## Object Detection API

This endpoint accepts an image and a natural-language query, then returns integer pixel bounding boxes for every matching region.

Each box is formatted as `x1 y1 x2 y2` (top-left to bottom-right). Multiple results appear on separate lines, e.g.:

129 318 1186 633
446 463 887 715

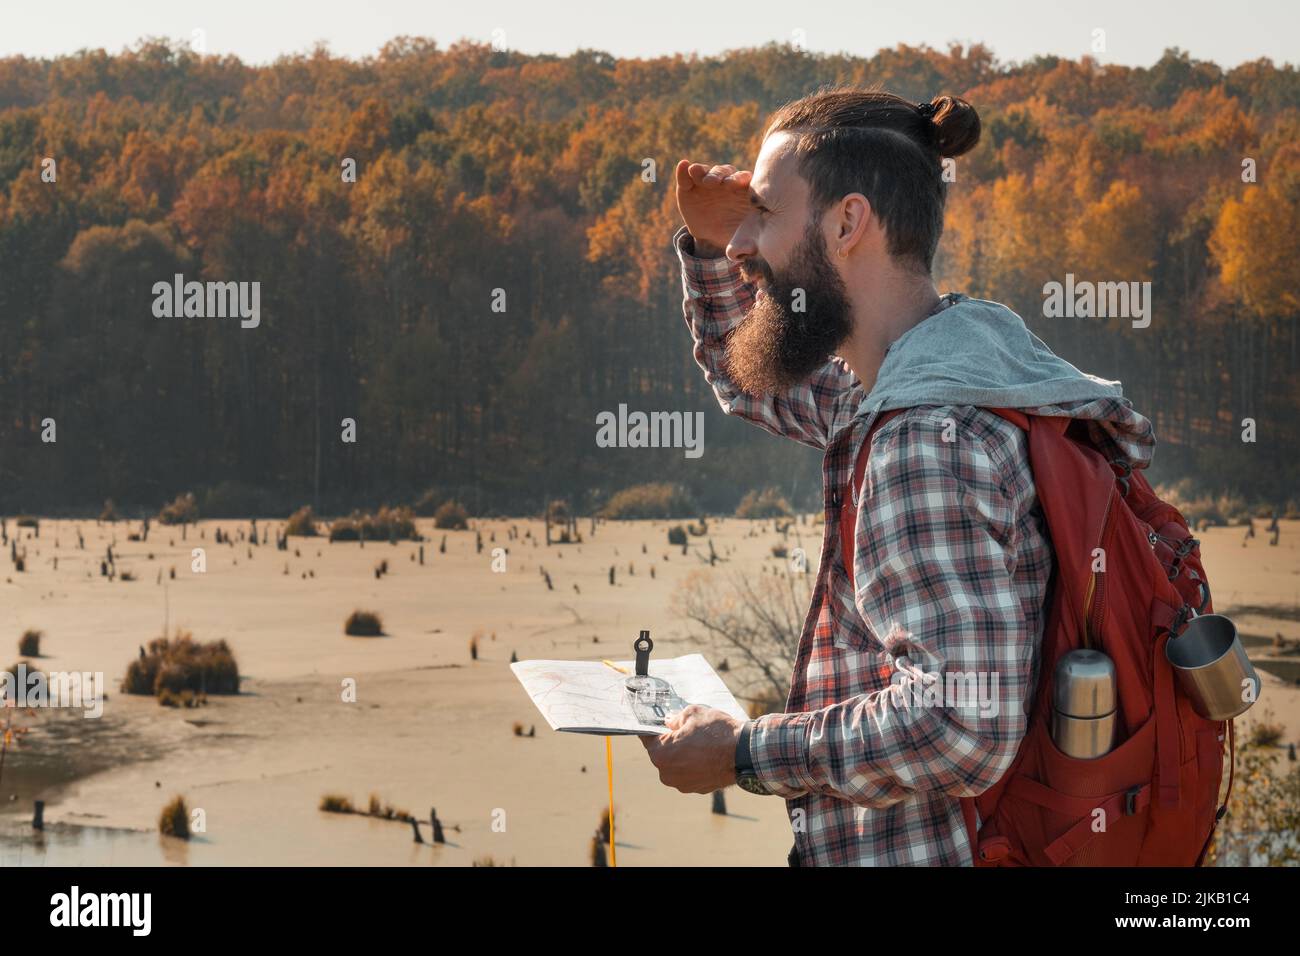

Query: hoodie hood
861 294 1155 468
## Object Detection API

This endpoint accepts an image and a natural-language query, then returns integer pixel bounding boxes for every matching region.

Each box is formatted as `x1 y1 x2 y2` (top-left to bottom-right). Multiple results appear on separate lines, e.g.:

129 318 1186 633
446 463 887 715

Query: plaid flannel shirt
674 224 1059 866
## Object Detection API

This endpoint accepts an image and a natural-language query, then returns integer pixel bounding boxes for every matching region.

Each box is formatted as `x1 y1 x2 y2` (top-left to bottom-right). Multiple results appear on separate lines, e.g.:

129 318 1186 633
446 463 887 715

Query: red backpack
841 408 1233 866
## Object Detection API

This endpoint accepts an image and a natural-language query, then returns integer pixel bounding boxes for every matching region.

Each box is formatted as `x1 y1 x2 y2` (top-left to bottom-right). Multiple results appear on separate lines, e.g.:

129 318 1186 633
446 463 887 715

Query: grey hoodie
860 293 1155 469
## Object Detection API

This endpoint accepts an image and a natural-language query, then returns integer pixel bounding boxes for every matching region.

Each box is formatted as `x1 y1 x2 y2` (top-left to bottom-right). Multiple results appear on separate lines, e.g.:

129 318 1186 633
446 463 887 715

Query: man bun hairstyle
925 94 982 159
765 87 981 274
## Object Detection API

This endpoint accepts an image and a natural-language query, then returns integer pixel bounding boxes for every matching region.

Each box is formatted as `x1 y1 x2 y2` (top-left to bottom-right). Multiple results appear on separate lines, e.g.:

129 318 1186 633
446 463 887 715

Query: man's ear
835 192 873 256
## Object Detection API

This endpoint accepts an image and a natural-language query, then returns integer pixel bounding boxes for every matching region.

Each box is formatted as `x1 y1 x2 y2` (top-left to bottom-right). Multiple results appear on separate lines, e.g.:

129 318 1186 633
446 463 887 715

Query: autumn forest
0 39 1296 517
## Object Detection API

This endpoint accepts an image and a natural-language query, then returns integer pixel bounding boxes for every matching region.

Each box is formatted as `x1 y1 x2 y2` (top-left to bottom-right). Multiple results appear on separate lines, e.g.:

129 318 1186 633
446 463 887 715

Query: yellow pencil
601 659 629 675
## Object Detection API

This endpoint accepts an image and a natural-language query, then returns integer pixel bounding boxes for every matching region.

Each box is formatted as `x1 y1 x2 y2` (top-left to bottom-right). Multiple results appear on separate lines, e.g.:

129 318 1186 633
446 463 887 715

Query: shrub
433 501 469 530
159 796 190 839
673 569 804 718
1248 709 1286 748
1157 480 1263 529
599 483 698 519
413 489 437 516
329 506 419 541
15 516 38 529
373 506 418 539
319 794 354 814
157 492 199 525
285 506 319 537
1215 492 1251 526
319 792 410 819
1206 740 1300 865
736 488 793 519
17 629 40 657
122 632 240 698
327 521 360 541
667 525 688 546
158 688 203 708
545 499 571 524
344 610 384 636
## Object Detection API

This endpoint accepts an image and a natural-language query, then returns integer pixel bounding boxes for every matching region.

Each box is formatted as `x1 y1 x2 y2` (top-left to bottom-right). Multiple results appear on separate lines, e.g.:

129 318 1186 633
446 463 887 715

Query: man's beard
724 221 853 395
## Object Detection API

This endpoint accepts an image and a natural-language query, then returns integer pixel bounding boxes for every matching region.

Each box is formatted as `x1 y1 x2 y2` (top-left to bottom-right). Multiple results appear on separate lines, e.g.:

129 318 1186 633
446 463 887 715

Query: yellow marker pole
605 735 617 867
599 659 626 867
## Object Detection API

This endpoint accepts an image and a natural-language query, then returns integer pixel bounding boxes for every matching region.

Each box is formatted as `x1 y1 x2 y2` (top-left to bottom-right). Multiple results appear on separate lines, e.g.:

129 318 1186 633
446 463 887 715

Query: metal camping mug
1165 613 1260 721
1051 649 1117 759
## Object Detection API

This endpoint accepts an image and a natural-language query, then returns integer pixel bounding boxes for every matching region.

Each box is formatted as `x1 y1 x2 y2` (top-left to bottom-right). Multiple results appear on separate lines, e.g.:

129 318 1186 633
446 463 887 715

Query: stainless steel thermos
1051 649 1117 759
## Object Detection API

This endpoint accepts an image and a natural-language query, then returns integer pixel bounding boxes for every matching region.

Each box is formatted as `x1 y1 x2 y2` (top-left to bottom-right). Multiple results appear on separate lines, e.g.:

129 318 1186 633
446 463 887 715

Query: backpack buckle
1124 786 1147 816
977 836 1011 862
1110 459 1132 497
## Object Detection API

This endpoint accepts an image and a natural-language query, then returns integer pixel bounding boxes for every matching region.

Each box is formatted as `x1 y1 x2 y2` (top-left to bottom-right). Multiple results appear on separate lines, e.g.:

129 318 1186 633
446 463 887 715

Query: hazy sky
1 0 1294 68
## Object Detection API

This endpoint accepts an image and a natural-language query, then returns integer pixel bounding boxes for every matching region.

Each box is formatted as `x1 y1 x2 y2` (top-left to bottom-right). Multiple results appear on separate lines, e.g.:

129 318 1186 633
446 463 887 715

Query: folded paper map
511 653 748 735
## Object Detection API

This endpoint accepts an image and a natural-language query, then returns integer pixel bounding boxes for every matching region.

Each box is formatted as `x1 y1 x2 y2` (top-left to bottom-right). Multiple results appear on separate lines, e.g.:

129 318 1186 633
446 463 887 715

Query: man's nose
726 213 760 264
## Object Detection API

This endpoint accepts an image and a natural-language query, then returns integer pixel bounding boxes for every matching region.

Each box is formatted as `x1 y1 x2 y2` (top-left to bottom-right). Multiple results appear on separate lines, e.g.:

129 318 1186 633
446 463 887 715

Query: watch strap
735 720 755 774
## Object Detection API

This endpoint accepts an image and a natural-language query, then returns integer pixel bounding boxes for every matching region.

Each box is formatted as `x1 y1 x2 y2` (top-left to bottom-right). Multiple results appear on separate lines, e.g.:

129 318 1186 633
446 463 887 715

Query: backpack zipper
1084 491 1116 649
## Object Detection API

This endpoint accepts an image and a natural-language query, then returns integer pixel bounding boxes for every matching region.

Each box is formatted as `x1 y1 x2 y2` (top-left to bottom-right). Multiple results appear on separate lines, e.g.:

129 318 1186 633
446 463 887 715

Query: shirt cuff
748 711 818 797
673 225 743 297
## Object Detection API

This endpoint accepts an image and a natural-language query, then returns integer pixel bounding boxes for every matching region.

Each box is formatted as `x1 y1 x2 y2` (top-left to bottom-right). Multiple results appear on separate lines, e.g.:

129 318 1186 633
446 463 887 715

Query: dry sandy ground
0 515 806 866
1 516 1297 866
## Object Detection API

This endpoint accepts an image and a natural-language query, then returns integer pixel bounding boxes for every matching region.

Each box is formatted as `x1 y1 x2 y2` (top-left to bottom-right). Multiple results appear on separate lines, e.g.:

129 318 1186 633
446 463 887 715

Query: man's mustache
740 261 774 287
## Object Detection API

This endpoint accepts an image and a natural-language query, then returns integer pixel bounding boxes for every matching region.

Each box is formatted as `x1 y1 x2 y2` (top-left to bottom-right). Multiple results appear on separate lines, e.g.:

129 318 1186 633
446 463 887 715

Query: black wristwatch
734 721 773 795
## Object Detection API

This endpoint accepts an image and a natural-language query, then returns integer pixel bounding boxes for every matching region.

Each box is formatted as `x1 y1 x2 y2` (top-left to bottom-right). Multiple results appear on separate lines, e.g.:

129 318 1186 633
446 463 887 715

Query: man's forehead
752 131 798 194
